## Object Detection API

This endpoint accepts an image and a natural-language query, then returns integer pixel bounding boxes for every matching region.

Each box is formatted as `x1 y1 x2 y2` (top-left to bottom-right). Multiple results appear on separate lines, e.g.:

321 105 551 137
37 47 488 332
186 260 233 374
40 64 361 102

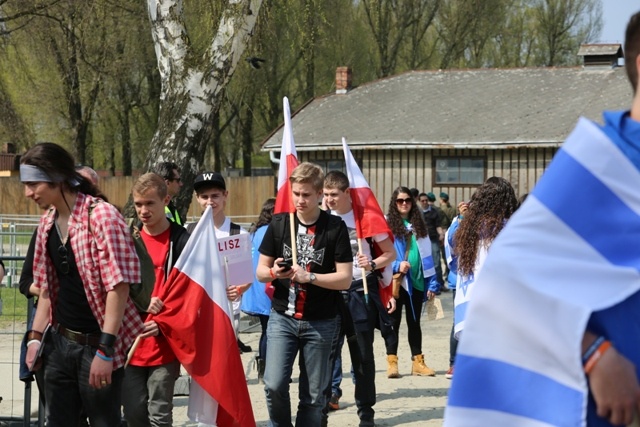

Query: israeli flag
417 235 436 279
453 244 488 339
444 216 459 269
397 234 436 296
445 117 640 427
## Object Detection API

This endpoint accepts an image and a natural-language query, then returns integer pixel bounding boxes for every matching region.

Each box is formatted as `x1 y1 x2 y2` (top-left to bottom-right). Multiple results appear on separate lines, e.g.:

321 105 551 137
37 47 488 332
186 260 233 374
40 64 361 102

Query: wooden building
260 45 630 207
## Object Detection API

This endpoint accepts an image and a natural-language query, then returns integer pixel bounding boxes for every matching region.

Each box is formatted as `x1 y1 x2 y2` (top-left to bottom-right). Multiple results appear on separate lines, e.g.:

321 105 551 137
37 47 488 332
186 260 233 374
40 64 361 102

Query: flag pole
357 238 369 304
223 255 237 337
289 212 298 266
125 335 142 368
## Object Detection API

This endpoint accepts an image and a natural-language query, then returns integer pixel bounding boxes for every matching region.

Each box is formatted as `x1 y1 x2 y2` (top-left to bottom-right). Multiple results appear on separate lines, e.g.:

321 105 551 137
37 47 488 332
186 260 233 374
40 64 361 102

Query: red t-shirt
129 227 176 367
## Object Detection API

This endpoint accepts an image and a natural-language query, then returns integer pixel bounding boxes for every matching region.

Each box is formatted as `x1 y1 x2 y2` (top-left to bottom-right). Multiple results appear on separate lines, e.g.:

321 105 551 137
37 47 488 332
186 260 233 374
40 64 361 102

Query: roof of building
261 66 631 151
577 44 623 57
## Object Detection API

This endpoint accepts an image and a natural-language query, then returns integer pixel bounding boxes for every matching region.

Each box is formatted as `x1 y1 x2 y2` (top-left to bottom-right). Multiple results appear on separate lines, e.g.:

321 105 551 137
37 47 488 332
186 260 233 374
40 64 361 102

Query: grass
0 286 30 330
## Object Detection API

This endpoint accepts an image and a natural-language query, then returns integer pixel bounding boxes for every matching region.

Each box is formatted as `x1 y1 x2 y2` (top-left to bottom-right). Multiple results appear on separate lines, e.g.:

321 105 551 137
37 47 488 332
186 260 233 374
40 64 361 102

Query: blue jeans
330 333 345 397
44 331 124 427
264 310 340 427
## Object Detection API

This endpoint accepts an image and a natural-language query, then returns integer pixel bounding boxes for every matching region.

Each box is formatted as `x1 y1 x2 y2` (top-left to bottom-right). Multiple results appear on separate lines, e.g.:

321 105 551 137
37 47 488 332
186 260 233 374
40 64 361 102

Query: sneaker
445 366 454 379
328 393 340 411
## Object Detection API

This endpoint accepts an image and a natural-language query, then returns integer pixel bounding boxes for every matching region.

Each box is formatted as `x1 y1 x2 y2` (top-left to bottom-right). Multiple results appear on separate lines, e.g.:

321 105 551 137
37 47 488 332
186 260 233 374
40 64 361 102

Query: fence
0 214 39 425
0 213 261 425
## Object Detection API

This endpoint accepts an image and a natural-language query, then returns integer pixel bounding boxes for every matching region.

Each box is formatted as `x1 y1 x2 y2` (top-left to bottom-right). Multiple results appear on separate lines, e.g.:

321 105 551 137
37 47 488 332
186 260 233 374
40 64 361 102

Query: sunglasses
168 177 182 183
58 244 69 275
396 198 413 205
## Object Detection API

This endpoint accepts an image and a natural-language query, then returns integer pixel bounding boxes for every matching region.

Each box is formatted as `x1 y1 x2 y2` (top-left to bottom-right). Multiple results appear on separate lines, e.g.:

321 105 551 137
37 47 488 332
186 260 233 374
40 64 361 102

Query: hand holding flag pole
356 238 370 304
342 137 394 305
148 206 256 426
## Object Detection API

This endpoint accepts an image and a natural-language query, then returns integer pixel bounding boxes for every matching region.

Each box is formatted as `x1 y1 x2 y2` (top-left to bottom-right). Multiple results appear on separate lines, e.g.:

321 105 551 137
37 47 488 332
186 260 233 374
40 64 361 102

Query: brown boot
387 354 400 378
411 354 436 376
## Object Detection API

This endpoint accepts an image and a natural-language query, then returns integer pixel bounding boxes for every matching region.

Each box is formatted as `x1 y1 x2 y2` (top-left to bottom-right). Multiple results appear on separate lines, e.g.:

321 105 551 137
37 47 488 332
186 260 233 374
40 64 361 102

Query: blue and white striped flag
453 244 488 339
397 234 436 296
445 116 640 427
417 236 436 280
444 216 459 269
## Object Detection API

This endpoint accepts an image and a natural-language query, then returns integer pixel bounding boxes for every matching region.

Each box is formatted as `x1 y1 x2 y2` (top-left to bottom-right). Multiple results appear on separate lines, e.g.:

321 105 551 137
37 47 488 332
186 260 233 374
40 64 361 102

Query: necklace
54 217 68 245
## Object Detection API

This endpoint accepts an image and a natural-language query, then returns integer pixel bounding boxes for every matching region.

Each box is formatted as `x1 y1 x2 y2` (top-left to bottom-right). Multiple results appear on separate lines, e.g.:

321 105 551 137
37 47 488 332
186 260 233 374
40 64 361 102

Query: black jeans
44 331 124 427
258 314 269 360
450 289 458 366
324 276 381 426
349 284 380 424
387 286 424 356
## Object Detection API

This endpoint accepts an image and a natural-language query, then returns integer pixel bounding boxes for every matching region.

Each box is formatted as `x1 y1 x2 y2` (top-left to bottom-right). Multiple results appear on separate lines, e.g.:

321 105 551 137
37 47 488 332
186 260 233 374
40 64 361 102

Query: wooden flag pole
357 238 369 304
289 212 298 266
125 335 142 368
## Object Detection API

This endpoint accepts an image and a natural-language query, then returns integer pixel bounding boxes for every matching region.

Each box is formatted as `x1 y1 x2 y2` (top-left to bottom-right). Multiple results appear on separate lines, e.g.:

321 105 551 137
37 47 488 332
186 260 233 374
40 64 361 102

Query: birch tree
136 0 263 217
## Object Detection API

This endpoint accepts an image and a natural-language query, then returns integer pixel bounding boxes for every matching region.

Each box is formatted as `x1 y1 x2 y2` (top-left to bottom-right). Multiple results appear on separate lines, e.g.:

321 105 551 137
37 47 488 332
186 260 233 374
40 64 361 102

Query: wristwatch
309 272 317 284
369 261 377 271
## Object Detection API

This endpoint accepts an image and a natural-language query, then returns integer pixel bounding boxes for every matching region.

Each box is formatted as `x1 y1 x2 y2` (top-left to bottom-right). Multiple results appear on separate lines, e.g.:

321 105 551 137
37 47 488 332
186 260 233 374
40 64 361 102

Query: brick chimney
335 67 352 94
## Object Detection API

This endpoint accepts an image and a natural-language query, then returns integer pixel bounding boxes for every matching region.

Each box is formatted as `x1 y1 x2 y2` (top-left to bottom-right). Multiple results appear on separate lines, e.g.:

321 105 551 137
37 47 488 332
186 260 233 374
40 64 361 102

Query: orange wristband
584 340 612 374
269 268 276 279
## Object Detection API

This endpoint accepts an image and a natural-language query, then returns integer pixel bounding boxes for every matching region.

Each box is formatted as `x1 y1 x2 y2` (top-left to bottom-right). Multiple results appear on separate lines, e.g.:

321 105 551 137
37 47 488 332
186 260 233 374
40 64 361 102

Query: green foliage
0 0 603 176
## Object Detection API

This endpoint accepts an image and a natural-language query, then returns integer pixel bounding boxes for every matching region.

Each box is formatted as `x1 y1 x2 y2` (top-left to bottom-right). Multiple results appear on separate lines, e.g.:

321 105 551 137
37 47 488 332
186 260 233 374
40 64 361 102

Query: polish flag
274 96 299 214
342 138 394 301
152 206 255 427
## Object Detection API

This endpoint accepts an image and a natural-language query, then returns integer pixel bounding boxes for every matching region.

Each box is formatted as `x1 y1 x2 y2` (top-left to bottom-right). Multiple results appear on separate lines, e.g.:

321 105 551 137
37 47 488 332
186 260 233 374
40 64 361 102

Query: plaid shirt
32 192 144 369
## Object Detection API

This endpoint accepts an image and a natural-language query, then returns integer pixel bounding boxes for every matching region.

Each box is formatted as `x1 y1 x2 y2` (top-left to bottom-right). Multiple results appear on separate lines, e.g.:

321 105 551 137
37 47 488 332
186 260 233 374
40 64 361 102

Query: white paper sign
216 233 252 287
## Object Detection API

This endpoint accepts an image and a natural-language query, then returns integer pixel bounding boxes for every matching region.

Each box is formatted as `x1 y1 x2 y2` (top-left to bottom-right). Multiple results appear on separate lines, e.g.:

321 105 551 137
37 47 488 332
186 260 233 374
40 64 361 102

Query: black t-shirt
19 230 37 298
422 207 441 241
48 227 100 333
259 211 352 320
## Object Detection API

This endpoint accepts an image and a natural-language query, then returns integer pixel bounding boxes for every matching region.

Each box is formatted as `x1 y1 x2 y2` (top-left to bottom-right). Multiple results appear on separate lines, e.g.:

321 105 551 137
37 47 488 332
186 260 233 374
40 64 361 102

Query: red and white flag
342 137 394 301
274 96 299 214
152 206 255 427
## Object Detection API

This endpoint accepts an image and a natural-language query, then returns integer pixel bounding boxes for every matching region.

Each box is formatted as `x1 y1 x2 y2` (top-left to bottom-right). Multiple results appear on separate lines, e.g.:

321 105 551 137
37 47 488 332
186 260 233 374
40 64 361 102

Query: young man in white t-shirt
188 171 253 427
322 171 396 427
190 172 251 345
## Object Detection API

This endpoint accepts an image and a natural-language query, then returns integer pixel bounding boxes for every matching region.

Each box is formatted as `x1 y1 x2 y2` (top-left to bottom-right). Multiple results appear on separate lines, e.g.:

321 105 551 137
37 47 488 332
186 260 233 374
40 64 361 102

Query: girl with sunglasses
384 186 441 379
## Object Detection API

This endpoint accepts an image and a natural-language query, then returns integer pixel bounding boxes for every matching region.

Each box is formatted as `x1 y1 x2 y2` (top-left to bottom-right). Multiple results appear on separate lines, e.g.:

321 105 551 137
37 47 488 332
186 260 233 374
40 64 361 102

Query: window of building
308 158 353 174
434 157 485 185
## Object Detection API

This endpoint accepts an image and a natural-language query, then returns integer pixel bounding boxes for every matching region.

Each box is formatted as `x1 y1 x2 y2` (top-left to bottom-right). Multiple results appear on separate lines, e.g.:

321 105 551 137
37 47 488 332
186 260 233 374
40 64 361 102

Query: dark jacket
131 221 190 283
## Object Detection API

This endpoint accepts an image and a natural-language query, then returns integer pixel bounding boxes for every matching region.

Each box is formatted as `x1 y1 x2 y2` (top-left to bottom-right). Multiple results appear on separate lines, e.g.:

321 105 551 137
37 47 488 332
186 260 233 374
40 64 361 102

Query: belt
55 325 101 347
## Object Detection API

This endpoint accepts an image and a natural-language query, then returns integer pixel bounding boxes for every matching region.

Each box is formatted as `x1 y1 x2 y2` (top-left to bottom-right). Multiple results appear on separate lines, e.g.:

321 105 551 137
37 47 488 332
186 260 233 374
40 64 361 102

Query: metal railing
0 256 43 427
0 217 259 426
0 218 41 426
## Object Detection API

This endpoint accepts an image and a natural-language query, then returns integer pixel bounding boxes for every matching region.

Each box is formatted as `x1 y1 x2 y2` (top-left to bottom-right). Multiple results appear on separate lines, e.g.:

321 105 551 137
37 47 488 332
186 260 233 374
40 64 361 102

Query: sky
599 0 639 43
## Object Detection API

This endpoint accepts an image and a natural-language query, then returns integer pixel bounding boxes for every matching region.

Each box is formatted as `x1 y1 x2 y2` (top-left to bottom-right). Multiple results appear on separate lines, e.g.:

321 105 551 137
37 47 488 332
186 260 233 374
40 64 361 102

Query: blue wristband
95 349 113 362
582 336 606 365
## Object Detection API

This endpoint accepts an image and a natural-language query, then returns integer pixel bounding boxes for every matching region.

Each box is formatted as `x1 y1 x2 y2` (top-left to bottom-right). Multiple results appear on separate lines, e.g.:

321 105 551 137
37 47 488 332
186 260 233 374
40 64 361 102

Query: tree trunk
122 0 263 218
